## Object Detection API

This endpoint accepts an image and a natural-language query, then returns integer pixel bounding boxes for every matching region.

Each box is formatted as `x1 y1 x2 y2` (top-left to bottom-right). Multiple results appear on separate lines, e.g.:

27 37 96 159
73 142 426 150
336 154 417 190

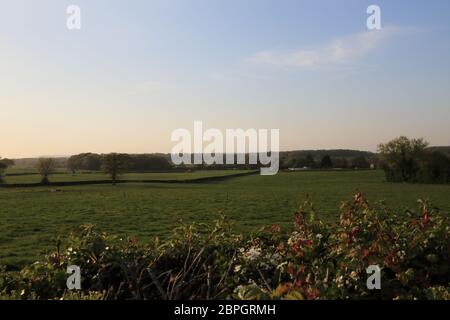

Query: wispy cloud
247 27 404 69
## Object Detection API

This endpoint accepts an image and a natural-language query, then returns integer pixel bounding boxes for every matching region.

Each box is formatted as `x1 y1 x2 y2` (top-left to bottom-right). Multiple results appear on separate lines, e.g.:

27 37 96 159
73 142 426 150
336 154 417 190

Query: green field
1 170 449 267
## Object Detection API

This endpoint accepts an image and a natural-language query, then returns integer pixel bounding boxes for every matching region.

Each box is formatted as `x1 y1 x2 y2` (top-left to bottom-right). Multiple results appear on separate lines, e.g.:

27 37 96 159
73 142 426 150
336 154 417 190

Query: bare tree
101 153 129 185
37 158 55 184
67 157 79 175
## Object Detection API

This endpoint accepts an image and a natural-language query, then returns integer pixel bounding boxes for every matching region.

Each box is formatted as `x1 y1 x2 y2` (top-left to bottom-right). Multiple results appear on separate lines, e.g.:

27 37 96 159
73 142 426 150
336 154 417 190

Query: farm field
0 170 449 268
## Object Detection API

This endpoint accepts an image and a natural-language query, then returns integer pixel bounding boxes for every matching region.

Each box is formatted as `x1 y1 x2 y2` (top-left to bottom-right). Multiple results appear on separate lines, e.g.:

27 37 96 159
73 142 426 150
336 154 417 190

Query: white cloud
247 27 402 69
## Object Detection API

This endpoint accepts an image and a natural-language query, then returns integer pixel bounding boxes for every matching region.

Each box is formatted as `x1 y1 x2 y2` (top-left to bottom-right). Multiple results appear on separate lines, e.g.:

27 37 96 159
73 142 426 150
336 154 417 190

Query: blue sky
1 0 449 157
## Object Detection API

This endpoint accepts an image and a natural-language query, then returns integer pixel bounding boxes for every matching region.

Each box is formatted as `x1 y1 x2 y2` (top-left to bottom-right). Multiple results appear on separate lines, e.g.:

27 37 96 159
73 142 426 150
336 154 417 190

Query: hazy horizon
2 0 450 159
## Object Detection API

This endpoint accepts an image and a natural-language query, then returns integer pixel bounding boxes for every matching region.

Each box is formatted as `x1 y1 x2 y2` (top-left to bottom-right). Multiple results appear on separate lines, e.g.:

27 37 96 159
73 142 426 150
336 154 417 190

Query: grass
0 170 449 267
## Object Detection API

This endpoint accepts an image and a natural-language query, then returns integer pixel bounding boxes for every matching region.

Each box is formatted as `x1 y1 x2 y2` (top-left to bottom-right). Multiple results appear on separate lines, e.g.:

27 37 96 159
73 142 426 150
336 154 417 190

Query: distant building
288 167 309 171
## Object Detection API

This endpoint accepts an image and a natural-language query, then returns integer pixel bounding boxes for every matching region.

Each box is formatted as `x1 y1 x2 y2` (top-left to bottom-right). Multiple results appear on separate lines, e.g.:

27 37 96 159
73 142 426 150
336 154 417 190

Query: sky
1 0 449 158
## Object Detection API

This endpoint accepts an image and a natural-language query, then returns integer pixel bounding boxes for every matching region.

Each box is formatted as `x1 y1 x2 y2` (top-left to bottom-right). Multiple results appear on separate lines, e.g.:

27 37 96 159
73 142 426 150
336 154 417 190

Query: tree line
2 137 449 185
280 154 373 170
67 153 172 173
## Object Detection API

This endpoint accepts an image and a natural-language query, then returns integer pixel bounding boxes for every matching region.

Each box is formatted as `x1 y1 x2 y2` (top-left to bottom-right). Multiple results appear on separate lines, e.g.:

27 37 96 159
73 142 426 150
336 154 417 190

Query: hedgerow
1 193 449 300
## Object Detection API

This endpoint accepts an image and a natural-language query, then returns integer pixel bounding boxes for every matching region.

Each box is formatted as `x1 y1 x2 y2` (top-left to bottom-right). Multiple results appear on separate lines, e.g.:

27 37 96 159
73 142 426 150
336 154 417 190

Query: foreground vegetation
1 193 448 300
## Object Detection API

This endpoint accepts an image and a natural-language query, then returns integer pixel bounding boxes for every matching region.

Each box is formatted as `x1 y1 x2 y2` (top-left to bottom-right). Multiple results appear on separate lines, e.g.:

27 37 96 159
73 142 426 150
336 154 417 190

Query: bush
1 194 448 300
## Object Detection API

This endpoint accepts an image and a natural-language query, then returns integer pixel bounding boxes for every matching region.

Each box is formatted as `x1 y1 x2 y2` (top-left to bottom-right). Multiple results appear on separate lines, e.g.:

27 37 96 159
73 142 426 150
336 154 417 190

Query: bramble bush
1 193 449 300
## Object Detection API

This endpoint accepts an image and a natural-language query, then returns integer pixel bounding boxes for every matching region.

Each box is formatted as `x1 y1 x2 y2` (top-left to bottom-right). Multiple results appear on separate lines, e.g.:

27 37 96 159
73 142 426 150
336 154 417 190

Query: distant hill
280 149 375 160
427 146 450 157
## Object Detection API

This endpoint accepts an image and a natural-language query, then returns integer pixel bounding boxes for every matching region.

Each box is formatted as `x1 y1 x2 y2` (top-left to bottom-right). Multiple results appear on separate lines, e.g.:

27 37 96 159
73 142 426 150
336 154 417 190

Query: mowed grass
1 170 449 267
3 170 251 184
